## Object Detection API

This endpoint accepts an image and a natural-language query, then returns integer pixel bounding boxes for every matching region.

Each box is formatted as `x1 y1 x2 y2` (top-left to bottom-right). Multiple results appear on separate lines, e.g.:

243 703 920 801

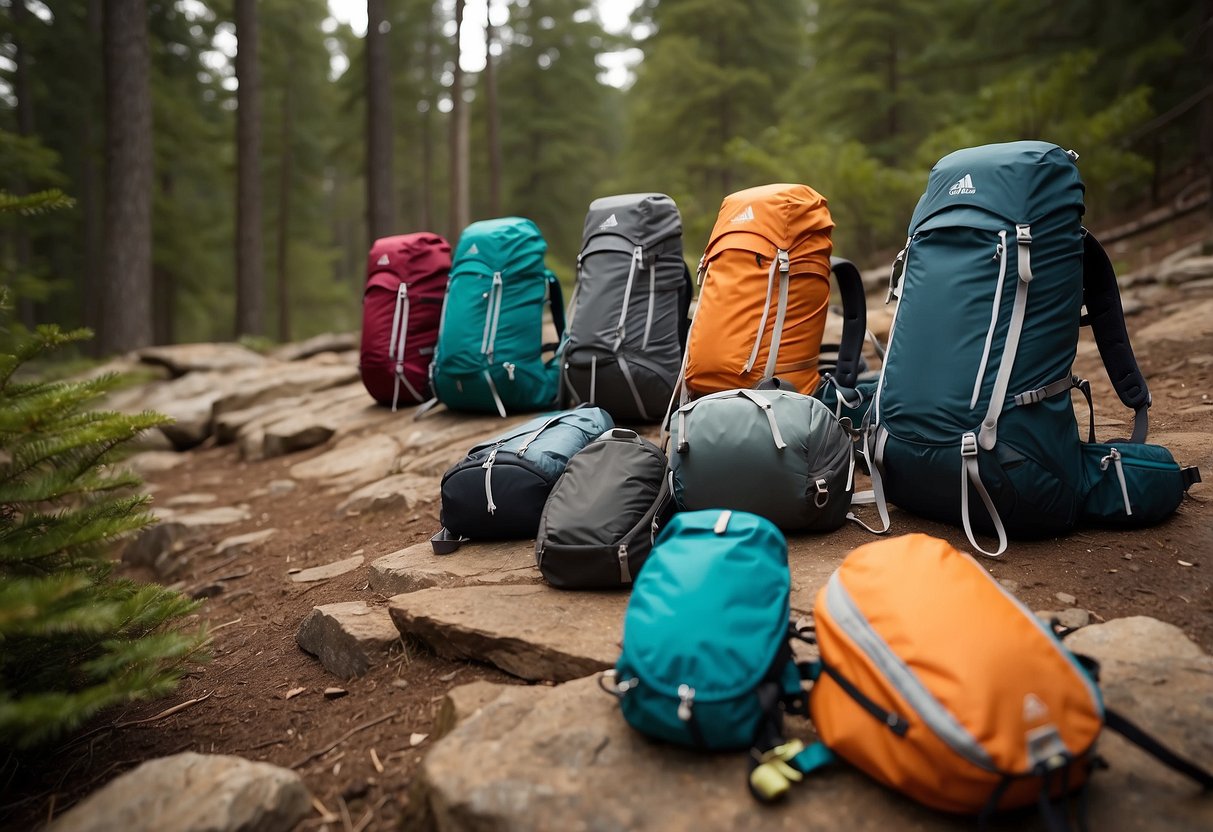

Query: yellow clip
749 740 807 801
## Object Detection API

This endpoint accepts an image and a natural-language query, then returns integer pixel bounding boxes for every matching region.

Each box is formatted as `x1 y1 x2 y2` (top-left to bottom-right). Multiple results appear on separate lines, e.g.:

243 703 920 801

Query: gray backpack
561 194 693 422
668 385 855 531
536 428 672 589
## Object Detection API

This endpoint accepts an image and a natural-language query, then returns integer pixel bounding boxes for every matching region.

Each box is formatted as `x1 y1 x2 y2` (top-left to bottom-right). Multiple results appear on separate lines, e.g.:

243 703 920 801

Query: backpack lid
621 510 791 700
910 141 1085 233
452 217 548 276
582 193 683 250
366 232 451 284
704 183 834 262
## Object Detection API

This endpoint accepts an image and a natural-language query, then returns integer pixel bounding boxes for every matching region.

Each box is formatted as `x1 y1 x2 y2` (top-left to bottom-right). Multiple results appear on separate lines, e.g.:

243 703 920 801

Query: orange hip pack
792 534 1212 822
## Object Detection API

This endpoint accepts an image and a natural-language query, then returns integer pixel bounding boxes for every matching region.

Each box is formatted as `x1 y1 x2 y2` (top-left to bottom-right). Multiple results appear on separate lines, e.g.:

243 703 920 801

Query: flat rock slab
433 681 522 739
296 601 402 678
215 528 278 556
289 554 365 583
290 434 401 488
138 343 267 377
124 506 253 572
337 473 437 516
413 617 1213 832
370 540 539 595
48 751 309 832
388 584 625 682
126 450 188 475
270 331 357 362
1135 297 1213 343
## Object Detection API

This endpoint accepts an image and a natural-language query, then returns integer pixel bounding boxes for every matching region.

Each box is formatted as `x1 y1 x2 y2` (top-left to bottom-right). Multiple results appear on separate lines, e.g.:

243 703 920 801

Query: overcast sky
326 0 642 87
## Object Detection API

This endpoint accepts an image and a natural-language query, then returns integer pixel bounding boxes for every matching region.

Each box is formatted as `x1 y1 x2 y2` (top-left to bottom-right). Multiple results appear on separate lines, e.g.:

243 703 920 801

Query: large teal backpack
601 510 826 799
863 141 1201 556
426 217 566 417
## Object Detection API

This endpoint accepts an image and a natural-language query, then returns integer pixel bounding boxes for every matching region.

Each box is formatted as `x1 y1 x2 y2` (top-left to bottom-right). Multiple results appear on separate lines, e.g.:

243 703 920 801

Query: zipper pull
813 479 829 508
714 510 732 534
992 243 1004 260
482 446 500 514
504 362 516 381
1100 448 1133 516
677 684 695 722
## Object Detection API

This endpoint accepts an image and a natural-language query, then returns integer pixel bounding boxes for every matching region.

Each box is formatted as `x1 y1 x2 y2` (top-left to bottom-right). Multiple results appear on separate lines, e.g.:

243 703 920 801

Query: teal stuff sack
429 217 566 417
603 510 806 752
1081 442 1200 527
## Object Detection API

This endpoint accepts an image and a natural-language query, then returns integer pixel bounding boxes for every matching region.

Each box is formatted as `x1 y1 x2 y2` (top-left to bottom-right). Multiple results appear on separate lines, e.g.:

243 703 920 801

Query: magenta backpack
360 233 451 409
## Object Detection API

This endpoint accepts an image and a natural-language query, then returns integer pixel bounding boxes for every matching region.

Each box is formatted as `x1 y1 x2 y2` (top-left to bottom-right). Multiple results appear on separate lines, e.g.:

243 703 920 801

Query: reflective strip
970 231 1008 410
744 252 780 374
617 354 651 421
614 246 643 352
763 250 791 378
979 225 1032 451
824 573 996 771
739 389 787 449
960 432 1007 557
642 261 656 349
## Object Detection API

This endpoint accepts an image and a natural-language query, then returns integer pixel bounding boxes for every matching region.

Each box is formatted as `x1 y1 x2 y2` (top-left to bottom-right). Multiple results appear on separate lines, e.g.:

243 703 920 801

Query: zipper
641 259 656 349
677 684 695 721
614 246 643 351
617 543 632 583
482 446 500 514
1100 448 1133 516
970 231 1009 410
503 362 516 381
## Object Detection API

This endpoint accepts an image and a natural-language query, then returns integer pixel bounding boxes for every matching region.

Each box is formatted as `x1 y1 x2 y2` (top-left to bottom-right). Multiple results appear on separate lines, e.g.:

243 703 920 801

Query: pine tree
0 190 205 748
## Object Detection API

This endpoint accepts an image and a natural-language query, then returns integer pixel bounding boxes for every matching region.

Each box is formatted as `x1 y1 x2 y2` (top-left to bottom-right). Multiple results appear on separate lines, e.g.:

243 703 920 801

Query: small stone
189 582 226 600
269 479 297 495
296 601 402 678
1055 591 1077 606
997 579 1019 593
284 687 306 700
410 732 428 747
1178 560 1194 567
1056 608 1090 629
438 671 458 682
289 555 365 583
391 678 409 690
324 687 348 700
215 528 278 556
1123 553 1133 560
165 493 219 508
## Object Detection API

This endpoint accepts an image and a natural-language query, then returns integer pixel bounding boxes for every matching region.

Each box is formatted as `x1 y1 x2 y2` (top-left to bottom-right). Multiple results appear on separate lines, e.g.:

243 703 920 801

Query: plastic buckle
777 249 790 273
1016 224 1032 245
961 433 979 458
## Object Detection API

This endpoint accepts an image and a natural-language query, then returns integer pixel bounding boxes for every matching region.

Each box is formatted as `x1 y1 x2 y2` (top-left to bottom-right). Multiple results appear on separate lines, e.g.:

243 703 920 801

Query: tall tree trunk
484 0 502 216
366 0 395 242
235 0 264 337
12 0 36 328
153 171 176 345
448 0 469 237
1205 1 1213 220
81 0 105 343
419 2 435 230
886 31 899 140
277 52 295 342
100 0 153 353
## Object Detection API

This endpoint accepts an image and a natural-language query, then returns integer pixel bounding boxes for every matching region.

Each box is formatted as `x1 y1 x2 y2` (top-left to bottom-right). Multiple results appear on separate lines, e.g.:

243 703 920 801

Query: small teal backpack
602 509 827 799
425 217 566 418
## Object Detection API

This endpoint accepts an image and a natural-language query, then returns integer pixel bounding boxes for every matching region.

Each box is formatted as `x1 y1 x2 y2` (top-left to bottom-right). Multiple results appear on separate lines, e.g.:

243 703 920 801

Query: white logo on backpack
376 254 390 266
598 213 619 230
467 243 480 255
730 205 755 223
1022 692 1049 723
949 174 976 196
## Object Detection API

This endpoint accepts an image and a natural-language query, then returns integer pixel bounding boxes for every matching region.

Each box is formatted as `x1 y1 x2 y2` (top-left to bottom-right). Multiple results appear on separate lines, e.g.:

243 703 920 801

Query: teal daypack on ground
602 509 824 793
427 217 566 417
863 141 1200 556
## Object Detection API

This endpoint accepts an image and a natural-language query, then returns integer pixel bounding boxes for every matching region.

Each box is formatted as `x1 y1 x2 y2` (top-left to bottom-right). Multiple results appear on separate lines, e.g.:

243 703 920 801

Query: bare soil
2 287 1210 832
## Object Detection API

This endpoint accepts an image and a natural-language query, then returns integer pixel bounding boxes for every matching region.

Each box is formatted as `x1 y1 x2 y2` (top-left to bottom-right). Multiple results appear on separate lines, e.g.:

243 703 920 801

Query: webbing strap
847 428 891 534
547 269 566 340
1013 374 1078 407
745 253 779 374
828 256 867 389
412 396 443 421
642 262 656 349
739 389 786 449
960 432 1008 558
1082 232 1149 443
763 250 791 379
1105 707 1213 789
979 224 1032 451
483 370 507 419
613 247 642 352
617 354 651 421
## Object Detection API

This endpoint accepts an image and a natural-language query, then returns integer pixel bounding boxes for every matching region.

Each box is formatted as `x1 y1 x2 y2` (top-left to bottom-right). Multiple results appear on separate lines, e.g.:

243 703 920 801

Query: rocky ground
3 244 1212 832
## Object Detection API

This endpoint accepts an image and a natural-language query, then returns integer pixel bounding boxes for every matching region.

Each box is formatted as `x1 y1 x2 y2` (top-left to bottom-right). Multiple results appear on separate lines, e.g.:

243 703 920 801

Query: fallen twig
290 711 400 770
208 616 244 633
113 691 213 728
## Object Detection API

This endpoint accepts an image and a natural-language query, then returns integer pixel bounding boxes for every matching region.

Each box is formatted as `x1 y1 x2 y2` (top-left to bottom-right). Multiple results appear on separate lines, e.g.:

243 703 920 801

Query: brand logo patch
730 205 755 223
598 213 619 230
376 254 390 266
1023 693 1049 723
467 243 480 255
949 174 976 196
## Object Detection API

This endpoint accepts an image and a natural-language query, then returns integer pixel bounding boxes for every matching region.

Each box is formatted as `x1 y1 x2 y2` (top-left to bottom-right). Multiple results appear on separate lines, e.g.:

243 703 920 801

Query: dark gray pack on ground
536 428 673 589
562 194 692 422
432 405 614 553
669 388 855 531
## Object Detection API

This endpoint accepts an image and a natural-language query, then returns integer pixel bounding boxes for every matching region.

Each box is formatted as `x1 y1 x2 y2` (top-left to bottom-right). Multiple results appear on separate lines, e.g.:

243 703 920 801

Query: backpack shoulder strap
1082 231 1150 443
828 257 867 390
1105 707 1213 789
546 269 566 339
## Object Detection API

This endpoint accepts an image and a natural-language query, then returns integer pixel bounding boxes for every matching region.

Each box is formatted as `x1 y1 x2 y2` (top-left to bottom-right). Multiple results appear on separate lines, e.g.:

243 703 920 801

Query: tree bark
366 0 395 242
419 1 435 230
100 0 154 353
235 0 265 337
1205 1 1213 219
81 0 105 342
12 0 36 328
153 170 176 345
484 0 502 216
277 51 295 342
448 0 469 237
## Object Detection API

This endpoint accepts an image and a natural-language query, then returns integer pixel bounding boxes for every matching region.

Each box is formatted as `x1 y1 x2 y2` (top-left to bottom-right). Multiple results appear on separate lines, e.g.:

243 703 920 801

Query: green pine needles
0 197 206 750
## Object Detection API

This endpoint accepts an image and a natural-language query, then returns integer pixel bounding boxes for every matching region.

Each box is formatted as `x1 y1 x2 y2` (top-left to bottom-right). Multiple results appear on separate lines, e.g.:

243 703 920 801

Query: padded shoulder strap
546 269 566 339
1083 232 1150 443
829 257 867 390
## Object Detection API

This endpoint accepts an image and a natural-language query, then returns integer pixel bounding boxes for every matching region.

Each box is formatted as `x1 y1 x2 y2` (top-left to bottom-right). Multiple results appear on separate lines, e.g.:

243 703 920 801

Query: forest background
1 0 1209 353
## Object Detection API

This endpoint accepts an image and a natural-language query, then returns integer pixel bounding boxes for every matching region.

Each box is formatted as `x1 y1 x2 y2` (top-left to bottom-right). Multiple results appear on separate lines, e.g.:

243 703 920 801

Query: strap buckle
961 433 979 458
1016 224 1032 244
777 249 790 274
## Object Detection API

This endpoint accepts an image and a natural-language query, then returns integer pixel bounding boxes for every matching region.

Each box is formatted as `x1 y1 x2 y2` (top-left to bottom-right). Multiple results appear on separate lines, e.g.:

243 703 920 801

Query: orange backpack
762 534 1213 823
680 184 836 399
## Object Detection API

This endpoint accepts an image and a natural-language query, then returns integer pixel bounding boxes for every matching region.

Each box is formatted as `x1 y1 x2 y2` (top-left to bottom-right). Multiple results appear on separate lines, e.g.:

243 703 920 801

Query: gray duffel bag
668 385 855 531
